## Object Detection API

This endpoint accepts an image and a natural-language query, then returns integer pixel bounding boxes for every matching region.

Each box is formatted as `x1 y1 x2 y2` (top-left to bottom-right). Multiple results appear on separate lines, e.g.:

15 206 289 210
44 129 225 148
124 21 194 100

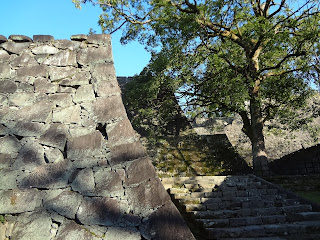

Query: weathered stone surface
71 168 95 195
1 42 31 54
12 141 45 171
34 78 58 93
16 65 48 77
0 136 21 154
8 121 48 137
19 160 71 189
43 50 77 66
44 190 83 219
126 177 170 215
48 66 78 81
94 168 123 197
3 100 53 123
10 211 52 240
143 202 195 240
107 119 136 144
70 34 88 41
44 146 64 163
0 35 7 43
0 189 41 214
73 84 95 103
32 46 59 55
55 220 102 240
87 34 111 45
8 92 36 106
93 96 127 122
77 46 113 65
0 169 18 190
0 50 10 62
104 227 141 240
0 80 17 93
0 153 15 168
49 67 90 85
110 141 147 166
52 105 81 124
77 197 122 226
8 35 32 42
33 35 54 42
92 63 116 81
48 93 73 107
0 64 10 79
95 79 121 97
125 157 157 186
39 124 68 150
54 39 79 50
67 131 103 160
11 52 38 66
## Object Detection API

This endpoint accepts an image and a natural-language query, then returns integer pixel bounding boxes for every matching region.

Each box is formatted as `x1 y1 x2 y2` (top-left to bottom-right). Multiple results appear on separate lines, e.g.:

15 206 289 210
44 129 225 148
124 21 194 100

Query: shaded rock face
0 34 194 240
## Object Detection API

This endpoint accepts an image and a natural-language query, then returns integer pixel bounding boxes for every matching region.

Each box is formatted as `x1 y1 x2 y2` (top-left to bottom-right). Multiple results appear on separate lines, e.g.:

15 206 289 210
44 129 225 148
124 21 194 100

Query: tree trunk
249 98 271 177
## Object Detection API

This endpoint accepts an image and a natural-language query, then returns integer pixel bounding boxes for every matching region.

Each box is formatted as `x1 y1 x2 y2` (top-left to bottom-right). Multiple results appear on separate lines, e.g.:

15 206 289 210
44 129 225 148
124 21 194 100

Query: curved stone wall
0 34 194 239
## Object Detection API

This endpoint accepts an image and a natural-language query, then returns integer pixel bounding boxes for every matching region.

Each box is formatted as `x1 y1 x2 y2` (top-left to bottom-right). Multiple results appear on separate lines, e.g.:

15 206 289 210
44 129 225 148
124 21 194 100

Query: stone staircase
161 175 320 240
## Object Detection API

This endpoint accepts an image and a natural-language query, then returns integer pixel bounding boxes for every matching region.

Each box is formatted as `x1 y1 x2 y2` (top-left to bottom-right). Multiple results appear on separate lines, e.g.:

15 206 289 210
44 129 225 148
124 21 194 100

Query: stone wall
270 144 320 175
0 34 194 240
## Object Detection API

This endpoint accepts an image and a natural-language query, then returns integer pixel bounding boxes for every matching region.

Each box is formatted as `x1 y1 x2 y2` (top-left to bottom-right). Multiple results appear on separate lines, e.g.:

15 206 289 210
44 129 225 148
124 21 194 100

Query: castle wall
0 34 194 240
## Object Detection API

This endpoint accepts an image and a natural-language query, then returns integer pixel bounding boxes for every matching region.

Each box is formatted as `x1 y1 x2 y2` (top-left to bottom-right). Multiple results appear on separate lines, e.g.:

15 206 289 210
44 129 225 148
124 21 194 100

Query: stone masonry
0 34 194 240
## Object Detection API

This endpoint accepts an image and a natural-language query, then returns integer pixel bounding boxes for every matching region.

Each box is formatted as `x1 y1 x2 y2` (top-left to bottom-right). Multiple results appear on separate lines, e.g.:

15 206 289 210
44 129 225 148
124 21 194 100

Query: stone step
206 221 320 239
190 205 313 219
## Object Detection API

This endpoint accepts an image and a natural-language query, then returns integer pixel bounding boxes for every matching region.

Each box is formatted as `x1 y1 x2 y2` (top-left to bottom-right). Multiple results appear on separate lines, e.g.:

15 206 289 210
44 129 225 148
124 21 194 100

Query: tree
74 0 320 176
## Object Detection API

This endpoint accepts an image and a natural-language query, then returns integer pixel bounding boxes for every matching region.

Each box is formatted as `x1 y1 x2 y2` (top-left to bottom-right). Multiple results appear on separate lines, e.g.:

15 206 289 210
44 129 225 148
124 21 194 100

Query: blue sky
0 0 150 77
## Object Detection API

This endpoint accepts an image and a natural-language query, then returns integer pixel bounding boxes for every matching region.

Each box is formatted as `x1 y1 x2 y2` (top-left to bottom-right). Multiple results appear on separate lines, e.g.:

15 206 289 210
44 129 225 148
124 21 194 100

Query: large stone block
106 119 136 144
0 80 17 93
12 141 45 171
0 169 18 190
0 189 41 214
0 50 10 62
125 157 157 186
4 100 53 123
105 227 141 240
0 64 10 79
17 65 48 77
73 84 95 103
110 141 147 166
8 92 36 107
18 160 71 189
8 121 48 137
0 136 21 154
125 177 170 216
48 93 73 107
0 153 15 168
55 220 102 240
70 168 95 195
143 202 195 240
93 96 127 123
10 211 52 240
77 46 113 65
52 105 81 124
33 35 54 43
1 42 31 54
11 52 38 66
8 35 32 42
94 168 123 197
87 34 111 45
34 78 58 93
44 190 83 219
0 35 7 43
39 123 68 150
92 63 116 81
94 79 121 97
54 39 80 50
67 131 104 160
43 50 77 66
76 197 122 226
32 46 59 55
44 146 64 163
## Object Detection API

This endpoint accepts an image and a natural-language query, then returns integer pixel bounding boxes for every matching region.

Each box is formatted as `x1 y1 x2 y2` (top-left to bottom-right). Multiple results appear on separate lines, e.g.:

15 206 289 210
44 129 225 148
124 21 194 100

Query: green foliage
0 215 5 224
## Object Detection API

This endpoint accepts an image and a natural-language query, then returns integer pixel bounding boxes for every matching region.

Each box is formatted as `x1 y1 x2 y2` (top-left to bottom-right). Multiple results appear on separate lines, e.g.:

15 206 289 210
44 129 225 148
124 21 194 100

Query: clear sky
0 0 150 77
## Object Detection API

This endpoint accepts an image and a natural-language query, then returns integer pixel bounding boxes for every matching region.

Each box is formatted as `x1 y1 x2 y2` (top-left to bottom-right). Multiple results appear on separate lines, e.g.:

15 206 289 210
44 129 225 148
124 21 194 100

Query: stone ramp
161 175 320 239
